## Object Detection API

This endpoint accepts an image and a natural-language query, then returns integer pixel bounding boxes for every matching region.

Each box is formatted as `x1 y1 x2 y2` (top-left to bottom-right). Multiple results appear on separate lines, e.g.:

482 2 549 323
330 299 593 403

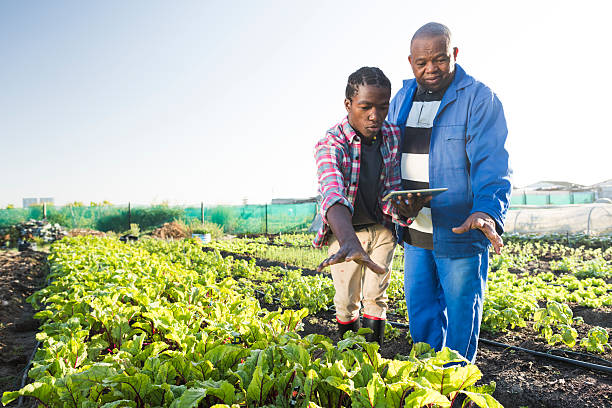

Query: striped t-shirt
400 87 445 249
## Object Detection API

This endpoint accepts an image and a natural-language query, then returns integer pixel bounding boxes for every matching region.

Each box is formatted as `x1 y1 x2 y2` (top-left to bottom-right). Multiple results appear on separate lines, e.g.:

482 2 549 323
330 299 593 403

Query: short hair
345 67 391 100
411 22 452 47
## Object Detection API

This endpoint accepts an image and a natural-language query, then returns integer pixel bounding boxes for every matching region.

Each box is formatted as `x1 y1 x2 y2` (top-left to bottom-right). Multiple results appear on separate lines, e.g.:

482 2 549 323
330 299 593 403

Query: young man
313 67 425 345
387 22 512 363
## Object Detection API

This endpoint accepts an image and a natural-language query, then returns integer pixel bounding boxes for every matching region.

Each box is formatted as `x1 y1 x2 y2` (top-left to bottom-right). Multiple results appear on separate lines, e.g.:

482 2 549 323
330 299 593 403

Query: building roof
521 181 587 191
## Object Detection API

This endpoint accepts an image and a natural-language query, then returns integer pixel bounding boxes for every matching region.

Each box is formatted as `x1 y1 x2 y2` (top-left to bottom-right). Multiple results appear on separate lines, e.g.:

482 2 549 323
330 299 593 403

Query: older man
387 22 512 363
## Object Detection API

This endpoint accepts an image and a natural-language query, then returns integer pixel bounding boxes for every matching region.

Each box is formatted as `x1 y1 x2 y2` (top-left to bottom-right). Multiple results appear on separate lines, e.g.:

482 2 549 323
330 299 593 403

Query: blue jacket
388 64 512 258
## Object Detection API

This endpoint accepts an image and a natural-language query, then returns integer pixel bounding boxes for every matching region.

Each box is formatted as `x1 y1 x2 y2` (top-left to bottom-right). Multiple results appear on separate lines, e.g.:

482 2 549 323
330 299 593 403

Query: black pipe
235 254 612 375
479 338 612 375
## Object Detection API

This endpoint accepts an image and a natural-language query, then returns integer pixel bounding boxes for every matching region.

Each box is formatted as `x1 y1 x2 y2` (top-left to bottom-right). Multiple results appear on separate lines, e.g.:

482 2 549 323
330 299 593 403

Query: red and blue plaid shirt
313 116 410 248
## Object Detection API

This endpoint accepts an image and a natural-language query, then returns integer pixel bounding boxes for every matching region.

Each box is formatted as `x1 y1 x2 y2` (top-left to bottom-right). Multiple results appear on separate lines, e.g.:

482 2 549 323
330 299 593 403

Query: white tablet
382 188 448 201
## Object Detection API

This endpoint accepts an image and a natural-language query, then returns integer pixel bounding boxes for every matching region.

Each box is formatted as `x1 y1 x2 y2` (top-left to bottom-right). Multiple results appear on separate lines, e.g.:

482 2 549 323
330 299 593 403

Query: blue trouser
403 243 489 363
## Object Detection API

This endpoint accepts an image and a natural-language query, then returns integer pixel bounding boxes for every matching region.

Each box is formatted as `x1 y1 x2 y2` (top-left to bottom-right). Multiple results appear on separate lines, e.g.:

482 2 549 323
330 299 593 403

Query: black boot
362 317 385 346
337 318 361 339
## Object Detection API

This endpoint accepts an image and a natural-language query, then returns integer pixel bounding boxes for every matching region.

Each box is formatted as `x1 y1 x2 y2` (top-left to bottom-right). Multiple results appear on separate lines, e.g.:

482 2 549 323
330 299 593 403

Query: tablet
382 188 448 201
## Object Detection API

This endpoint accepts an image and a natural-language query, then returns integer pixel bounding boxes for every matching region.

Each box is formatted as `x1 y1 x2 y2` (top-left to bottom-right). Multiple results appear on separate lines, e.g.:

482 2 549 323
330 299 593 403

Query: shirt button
355 155 359 160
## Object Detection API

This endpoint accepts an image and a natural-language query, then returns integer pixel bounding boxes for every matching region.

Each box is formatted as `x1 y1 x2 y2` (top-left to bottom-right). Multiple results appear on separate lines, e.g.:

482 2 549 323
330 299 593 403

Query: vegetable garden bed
2 233 611 407
0 250 47 406
2 237 502 407
203 234 612 408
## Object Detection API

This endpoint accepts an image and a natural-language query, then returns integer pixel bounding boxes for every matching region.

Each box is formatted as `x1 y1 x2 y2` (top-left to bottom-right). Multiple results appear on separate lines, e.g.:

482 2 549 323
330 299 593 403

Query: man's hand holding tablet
384 188 447 219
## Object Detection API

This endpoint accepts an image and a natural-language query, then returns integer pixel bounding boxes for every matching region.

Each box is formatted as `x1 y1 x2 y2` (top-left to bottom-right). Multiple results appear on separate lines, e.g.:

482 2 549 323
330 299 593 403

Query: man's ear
408 54 412 64
344 98 351 113
452 47 458 60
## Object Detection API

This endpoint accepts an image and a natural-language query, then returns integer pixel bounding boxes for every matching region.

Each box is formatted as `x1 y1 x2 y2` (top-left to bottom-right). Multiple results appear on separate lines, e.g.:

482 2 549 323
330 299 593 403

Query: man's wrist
338 233 361 247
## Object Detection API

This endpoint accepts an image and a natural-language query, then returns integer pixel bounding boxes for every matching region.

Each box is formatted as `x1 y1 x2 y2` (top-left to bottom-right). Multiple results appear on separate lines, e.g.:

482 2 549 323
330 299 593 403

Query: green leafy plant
3 236 501 407
188 220 224 239
580 326 611 354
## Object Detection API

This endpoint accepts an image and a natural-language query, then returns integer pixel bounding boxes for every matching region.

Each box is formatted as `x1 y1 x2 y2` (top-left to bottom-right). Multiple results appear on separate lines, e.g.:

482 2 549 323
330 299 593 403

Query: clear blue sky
1 0 610 207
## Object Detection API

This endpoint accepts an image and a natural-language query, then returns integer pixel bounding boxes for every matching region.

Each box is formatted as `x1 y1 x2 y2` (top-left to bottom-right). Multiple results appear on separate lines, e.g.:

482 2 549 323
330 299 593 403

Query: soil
270 304 612 408
242 247 612 408
1 245 610 408
0 249 48 406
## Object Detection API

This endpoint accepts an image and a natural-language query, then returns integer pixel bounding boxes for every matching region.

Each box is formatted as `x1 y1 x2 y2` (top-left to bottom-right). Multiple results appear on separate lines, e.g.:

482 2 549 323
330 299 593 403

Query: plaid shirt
313 116 411 248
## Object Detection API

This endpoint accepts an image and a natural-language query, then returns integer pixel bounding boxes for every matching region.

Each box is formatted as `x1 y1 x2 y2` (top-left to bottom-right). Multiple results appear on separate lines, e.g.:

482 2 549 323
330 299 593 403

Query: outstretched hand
452 211 503 254
316 238 386 274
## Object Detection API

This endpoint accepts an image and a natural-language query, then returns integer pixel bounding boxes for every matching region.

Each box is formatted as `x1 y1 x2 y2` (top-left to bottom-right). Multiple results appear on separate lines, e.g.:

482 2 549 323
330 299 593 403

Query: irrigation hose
549 347 612 365
253 280 612 375
16 340 40 408
478 338 612 375
356 318 612 375
220 246 612 374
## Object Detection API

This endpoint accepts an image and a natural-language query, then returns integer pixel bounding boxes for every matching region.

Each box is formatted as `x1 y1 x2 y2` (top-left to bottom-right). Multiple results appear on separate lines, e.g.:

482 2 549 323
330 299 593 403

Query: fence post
42 202 47 220
265 204 268 235
127 202 131 229
200 202 204 224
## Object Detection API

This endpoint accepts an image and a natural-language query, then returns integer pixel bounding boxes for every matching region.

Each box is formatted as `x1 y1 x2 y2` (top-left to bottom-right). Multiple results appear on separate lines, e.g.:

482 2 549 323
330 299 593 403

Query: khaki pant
328 224 396 323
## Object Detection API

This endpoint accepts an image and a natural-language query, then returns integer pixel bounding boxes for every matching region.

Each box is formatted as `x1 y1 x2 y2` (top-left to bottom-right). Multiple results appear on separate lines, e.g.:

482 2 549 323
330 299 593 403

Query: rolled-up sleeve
315 140 352 225
466 92 513 234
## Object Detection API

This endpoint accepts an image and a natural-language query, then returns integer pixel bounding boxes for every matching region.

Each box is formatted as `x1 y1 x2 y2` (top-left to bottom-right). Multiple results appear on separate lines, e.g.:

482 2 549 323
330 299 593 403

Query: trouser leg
328 230 369 324
361 224 395 319
436 249 489 363
360 225 396 345
403 243 446 351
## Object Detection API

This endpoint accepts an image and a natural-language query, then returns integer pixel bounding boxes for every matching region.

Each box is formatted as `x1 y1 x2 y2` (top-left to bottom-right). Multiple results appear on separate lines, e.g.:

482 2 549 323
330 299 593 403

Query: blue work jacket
387 64 512 258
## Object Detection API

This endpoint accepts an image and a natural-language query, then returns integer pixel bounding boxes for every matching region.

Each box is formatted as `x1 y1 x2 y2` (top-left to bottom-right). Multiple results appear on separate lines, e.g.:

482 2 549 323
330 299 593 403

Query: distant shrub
188 220 224 239
96 205 185 232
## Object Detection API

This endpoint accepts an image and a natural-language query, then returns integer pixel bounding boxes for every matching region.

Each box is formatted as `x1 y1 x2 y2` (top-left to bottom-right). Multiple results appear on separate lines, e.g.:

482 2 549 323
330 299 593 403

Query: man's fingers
319 247 387 275
452 220 471 234
317 249 348 272
480 223 503 255
344 252 386 275
364 259 387 275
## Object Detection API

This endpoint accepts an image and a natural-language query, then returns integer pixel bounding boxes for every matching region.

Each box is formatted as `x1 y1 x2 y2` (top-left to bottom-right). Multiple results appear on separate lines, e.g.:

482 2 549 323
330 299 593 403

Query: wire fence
0 202 319 234
505 203 612 236
4 201 611 236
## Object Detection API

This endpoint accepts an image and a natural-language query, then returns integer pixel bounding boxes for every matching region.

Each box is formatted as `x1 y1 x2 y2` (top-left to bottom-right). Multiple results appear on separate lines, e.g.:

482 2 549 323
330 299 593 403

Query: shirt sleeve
314 138 353 225
466 91 513 234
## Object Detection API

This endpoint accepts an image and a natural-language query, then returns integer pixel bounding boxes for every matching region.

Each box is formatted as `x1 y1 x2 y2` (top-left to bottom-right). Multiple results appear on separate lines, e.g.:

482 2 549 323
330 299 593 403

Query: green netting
511 191 597 207
184 203 318 234
549 192 572 205
525 194 549 205
510 194 526 205
0 203 318 234
573 192 596 204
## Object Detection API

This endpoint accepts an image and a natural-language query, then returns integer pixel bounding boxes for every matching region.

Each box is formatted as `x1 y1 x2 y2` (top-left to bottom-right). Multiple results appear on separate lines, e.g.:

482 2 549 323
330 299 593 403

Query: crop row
204 237 612 353
3 236 501 408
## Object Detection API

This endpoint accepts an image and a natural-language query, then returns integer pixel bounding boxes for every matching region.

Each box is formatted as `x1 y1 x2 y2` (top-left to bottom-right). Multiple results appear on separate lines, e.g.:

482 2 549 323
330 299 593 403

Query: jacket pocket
437 125 467 170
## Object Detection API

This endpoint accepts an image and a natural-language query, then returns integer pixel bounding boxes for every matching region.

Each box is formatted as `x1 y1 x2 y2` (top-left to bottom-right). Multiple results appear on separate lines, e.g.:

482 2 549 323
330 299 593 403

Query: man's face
409 35 458 92
344 85 391 139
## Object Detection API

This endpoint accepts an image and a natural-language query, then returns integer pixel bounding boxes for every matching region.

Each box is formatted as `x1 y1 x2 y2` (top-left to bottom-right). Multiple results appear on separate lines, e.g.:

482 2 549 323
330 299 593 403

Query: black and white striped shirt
400 87 445 249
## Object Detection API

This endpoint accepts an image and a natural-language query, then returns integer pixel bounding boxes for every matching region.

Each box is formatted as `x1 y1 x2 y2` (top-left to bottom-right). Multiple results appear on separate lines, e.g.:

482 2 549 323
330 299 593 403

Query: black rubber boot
337 318 361 339
362 317 385 346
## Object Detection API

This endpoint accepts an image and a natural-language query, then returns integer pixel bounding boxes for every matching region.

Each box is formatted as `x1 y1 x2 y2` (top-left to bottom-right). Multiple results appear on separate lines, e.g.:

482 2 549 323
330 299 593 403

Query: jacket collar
436 64 473 117
340 115 392 144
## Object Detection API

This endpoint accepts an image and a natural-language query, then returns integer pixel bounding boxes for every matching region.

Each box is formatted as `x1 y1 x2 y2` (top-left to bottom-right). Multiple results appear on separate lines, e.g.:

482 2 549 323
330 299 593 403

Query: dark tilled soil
216 246 612 407
0 249 47 405
2 245 611 408
294 307 612 408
